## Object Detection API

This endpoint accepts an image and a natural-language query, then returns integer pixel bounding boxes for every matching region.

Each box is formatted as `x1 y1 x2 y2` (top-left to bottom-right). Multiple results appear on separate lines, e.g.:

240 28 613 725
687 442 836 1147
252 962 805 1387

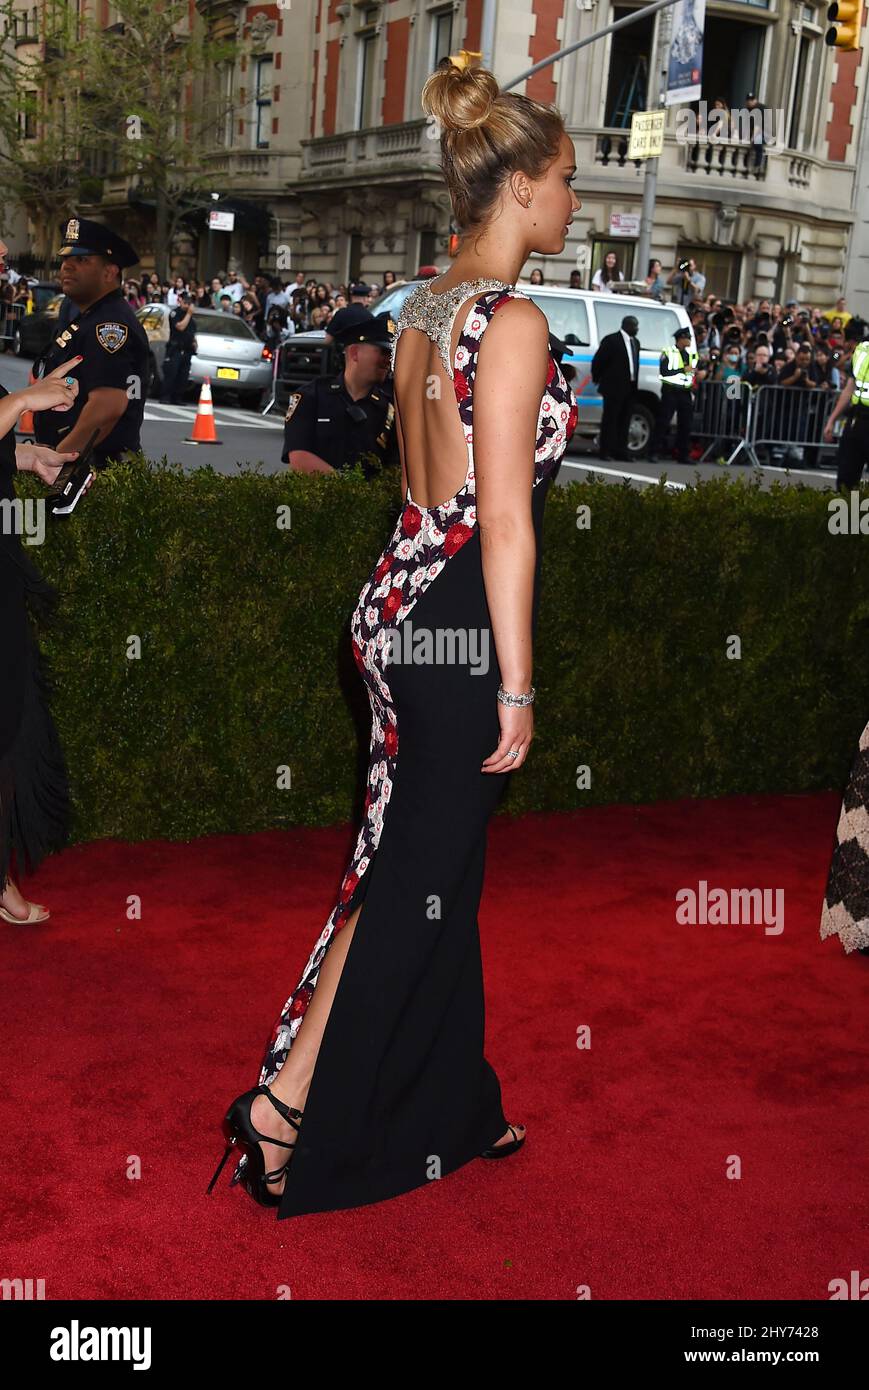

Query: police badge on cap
58 216 140 269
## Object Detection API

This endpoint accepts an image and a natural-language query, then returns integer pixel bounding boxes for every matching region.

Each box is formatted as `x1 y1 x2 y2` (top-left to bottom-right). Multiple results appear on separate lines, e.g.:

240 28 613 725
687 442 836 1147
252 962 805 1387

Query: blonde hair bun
421 60 499 133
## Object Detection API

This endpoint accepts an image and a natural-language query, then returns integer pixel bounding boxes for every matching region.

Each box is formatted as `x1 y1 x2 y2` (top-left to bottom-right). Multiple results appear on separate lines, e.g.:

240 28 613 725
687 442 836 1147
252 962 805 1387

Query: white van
376 279 695 457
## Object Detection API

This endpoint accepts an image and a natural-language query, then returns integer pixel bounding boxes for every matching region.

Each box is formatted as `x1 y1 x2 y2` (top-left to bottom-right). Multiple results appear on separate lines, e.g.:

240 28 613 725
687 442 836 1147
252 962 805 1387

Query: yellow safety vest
850 341 869 405
660 346 697 389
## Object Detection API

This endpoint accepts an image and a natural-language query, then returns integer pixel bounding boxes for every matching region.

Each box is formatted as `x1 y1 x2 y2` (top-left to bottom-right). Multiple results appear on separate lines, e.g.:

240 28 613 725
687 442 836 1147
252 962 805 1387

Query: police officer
281 306 398 477
33 217 149 470
160 291 197 404
649 325 699 464
823 318 869 488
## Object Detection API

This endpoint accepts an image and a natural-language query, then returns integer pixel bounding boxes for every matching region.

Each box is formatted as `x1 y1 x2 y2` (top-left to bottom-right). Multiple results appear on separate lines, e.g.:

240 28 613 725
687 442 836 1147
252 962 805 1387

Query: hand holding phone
47 429 100 516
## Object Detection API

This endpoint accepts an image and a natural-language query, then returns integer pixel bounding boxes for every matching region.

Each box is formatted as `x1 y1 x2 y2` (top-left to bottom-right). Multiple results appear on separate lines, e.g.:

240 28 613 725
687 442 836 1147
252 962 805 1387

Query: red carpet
2 791 865 1301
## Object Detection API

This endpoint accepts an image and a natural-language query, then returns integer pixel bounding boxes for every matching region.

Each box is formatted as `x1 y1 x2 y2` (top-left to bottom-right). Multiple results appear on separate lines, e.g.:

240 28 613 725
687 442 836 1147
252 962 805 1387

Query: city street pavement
0 353 839 487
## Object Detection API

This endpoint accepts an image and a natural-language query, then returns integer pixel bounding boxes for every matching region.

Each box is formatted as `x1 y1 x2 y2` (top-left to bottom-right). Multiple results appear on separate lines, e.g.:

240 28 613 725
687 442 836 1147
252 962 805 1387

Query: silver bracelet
497 683 535 707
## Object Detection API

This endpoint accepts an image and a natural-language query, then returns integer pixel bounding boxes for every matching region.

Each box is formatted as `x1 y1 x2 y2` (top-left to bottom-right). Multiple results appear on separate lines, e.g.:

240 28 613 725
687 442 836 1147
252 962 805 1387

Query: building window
253 56 272 149
357 7 379 129
697 15 763 114
221 62 235 149
431 7 453 70
786 33 819 151
14 6 39 41
19 92 37 140
604 6 652 128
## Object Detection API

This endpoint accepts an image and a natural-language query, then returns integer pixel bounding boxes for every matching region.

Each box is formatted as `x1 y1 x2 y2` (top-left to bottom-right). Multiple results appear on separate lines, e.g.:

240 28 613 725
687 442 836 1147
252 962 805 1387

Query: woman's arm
0 390 25 441
472 297 550 773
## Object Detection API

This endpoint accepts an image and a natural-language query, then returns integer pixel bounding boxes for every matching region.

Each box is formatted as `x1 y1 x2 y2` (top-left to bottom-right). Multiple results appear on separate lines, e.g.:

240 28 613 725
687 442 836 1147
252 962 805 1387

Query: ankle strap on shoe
260 1085 303 1132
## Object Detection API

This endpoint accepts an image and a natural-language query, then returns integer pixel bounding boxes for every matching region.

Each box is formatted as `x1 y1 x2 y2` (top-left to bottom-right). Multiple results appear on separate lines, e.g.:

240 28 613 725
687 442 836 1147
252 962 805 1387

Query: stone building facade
6 0 869 307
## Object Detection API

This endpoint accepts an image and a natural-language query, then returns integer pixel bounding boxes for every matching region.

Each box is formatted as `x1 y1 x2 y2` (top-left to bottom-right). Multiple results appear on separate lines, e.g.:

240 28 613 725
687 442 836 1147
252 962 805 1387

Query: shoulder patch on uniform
285 392 302 422
96 322 129 353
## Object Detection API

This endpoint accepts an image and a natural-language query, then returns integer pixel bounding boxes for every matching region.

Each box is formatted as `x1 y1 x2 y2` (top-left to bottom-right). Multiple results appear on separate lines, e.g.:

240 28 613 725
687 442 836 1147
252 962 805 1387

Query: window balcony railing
684 139 769 181
592 131 819 195
204 149 275 178
301 120 442 179
595 135 643 170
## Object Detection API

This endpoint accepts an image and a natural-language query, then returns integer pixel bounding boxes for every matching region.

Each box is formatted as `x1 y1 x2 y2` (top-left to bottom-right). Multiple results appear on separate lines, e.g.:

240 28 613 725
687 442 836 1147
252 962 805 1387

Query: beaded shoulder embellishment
390 274 514 380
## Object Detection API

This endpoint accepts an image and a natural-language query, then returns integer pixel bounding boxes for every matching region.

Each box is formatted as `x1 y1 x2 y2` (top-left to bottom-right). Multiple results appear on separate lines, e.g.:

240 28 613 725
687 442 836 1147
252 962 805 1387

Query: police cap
329 305 394 349
348 281 372 298
673 326 692 342
59 217 140 269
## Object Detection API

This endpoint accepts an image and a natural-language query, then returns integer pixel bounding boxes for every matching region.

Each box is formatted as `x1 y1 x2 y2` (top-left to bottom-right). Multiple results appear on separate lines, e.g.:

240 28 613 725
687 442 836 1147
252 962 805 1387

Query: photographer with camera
777 341 824 468
813 341 841 392
667 257 706 307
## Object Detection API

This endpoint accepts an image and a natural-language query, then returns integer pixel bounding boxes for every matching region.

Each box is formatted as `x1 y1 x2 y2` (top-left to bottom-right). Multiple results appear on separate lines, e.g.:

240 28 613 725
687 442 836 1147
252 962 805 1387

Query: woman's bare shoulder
483 290 549 342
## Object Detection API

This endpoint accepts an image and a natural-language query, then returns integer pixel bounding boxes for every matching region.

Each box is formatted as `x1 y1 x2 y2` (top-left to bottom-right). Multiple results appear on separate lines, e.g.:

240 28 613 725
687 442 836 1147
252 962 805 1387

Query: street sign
628 110 665 160
209 210 235 231
609 213 641 238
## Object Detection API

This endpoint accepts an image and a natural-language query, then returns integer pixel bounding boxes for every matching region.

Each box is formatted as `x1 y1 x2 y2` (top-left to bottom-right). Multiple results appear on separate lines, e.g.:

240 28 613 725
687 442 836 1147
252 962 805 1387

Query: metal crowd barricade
691 379 753 465
689 380 841 468
747 384 838 468
0 301 27 349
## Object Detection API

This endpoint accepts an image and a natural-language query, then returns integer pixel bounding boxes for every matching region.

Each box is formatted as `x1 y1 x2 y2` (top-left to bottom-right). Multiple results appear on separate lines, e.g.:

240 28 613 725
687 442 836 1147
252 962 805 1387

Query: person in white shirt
222 269 247 303
591 251 625 293
166 275 187 307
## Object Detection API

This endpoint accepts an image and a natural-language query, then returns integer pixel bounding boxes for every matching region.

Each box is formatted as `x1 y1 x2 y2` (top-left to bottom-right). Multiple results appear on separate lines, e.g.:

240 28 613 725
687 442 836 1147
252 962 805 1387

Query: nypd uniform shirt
281 373 398 475
34 287 149 463
167 305 196 355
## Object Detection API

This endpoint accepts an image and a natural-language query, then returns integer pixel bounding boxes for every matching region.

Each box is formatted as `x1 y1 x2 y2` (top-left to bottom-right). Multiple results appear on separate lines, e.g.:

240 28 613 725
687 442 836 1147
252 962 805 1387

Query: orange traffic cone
17 369 36 436
184 377 222 444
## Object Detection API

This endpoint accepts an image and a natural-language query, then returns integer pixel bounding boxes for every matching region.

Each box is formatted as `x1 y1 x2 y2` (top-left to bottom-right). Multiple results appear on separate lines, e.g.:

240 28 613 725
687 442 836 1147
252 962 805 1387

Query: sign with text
628 110 665 159
209 210 235 231
609 213 641 238
666 0 706 106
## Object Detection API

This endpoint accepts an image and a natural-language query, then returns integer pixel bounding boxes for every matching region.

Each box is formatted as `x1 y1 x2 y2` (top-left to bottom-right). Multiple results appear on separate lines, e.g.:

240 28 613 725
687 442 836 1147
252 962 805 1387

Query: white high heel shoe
0 881 50 924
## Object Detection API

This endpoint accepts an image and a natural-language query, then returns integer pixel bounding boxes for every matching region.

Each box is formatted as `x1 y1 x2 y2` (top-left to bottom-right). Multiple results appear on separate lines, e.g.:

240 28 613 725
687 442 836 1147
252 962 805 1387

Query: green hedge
14 455 869 844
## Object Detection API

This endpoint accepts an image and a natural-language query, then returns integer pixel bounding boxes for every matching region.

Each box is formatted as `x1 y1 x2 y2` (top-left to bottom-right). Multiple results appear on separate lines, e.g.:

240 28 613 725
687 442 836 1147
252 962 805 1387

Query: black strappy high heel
207 1085 304 1207
480 1123 526 1160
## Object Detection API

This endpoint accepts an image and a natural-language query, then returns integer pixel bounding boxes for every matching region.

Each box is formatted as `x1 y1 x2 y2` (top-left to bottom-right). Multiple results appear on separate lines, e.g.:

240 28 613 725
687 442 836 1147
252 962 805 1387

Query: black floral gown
820 717 869 954
0 385 70 896
233 280 578 1218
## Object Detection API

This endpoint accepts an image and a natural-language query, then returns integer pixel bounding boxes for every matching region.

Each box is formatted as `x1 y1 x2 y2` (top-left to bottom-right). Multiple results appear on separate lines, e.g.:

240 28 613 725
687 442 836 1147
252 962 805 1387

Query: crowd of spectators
118 268 400 346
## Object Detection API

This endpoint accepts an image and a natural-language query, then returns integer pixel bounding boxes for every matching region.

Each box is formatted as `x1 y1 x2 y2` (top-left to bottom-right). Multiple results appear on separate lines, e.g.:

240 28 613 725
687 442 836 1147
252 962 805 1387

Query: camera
782 315 793 327
831 350 841 361
678 259 691 273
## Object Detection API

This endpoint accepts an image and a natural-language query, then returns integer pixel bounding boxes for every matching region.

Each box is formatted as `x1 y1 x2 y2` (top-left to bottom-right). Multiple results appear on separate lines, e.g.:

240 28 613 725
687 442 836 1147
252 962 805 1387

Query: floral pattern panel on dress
452 289 578 485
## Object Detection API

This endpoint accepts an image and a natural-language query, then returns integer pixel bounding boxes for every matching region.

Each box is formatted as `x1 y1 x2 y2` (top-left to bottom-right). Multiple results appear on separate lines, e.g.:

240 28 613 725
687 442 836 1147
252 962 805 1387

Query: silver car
136 303 274 406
